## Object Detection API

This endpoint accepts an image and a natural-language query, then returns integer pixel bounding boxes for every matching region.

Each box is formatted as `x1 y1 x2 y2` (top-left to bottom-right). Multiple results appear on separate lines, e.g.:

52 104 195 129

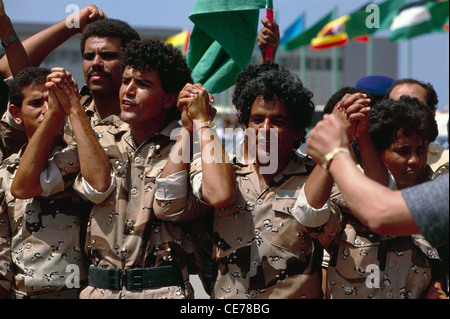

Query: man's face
119 66 173 128
82 36 123 96
389 83 427 105
12 84 49 139
243 96 303 172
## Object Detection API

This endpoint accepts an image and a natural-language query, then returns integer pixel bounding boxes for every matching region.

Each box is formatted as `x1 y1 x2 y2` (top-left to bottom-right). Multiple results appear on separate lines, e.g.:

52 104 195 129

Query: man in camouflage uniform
12 39 204 299
298 96 446 299
0 17 139 161
0 67 92 299
156 63 325 299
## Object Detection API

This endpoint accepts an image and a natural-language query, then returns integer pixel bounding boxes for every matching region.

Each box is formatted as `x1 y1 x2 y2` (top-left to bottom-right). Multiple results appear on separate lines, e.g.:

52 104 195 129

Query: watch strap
1 34 19 48
321 147 350 171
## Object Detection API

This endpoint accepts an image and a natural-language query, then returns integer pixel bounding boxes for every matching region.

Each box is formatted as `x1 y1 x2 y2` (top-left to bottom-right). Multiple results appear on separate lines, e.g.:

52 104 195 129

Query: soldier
298 96 447 299
78 18 140 126
0 4 108 160
11 39 205 299
387 78 449 173
0 67 94 299
155 62 325 299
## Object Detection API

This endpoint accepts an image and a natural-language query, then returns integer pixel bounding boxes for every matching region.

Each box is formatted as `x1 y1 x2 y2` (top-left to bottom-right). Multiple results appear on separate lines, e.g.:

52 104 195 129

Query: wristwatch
196 120 216 131
321 147 350 171
1 34 19 48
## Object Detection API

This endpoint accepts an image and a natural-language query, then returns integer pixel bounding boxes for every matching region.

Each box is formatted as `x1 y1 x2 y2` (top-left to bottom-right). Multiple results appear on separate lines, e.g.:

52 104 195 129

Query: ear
8 104 23 126
163 92 178 110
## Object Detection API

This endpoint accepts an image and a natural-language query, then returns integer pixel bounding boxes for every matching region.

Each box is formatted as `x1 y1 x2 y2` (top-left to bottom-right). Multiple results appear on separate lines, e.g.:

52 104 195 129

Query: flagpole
266 0 274 61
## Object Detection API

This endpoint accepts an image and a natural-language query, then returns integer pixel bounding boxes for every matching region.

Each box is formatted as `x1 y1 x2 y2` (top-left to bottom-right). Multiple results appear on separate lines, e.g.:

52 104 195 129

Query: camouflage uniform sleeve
154 153 208 222
73 170 116 204
292 186 331 228
0 189 12 294
294 184 345 250
40 146 80 197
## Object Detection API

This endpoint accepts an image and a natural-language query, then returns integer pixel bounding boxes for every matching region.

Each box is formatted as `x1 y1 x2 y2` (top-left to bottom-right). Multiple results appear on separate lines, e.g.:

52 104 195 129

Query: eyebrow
122 76 153 86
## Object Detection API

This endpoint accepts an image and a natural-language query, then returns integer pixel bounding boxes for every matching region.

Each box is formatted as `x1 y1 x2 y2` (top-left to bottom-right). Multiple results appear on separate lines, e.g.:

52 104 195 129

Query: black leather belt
88 265 184 290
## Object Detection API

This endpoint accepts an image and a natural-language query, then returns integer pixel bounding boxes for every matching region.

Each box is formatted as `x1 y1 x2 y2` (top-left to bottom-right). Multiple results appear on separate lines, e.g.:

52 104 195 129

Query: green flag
187 0 266 94
346 0 407 39
389 0 449 41
282 11 334 51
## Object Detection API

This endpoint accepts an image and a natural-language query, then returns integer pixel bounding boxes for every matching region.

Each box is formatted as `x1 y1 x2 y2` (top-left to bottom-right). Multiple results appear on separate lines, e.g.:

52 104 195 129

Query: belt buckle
108 269 121 290
125 268 144 290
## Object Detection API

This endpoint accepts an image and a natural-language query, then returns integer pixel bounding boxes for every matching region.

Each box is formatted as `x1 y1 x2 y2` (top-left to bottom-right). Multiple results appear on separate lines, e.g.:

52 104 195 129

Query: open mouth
121 99 136 109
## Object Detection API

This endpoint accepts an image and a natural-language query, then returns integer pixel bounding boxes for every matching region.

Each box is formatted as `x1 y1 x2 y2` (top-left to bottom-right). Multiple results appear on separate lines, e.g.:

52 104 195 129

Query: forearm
0 13 31 77
329 151 419 235
356 134 389 186
304 164 334 209
69 108 111 192
21 18 79 69
198 127 235 208
11 111 66 198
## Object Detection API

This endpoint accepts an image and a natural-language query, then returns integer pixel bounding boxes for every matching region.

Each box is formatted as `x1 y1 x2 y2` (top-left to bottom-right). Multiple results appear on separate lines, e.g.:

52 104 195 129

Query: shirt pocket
334 223 381 281
271 194 311 252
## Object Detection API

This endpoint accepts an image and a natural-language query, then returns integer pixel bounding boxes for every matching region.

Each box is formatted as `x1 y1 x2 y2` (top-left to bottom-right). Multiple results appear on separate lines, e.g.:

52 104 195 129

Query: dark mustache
87 67 112 79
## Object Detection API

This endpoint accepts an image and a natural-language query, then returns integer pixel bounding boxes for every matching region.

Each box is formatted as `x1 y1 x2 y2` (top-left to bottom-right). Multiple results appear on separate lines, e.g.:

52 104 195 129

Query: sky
3 0 449 111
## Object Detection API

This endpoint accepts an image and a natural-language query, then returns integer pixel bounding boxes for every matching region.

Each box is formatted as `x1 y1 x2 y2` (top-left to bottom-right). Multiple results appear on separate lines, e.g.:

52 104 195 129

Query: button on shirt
0 144 90 297
189 150 323 299
44 116 203 299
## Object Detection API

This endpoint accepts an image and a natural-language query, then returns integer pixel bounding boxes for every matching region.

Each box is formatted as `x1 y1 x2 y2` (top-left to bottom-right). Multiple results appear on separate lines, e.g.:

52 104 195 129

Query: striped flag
310 15 350 50
282 11 333 50
390 0 449 41
166 30 191 55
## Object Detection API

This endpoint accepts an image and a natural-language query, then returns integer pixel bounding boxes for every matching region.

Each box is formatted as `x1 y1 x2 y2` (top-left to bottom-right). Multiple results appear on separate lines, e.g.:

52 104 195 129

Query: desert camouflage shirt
48 116 203 299
187 150 323 299
0 143 91 298
298 172 443 299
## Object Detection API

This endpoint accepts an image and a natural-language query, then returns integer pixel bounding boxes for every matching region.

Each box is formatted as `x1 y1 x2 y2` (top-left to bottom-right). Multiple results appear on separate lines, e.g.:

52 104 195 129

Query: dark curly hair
233 62 315 148
120 39 193 120
323 86 375 116
386 78 438 111
369 96 439 151
80 18 140 55
8 67 51 108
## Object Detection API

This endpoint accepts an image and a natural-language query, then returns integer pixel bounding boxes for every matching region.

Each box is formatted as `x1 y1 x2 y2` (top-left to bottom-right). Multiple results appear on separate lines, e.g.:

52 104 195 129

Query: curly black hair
80 18 140 55
386 78 438 111
8 67 51 108
323 86 375 116
369 96 439 151
120 39 193 121
233 62 315 138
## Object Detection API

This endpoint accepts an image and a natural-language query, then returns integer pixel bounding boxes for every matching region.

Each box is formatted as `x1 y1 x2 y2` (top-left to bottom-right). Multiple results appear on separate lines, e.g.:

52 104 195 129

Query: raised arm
0 0 31 78
306 113 420 236
0 4 106 78
47 68 111 192
10 72 67 199
179 83 236 208
342 93 389 186
257 17 279 64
